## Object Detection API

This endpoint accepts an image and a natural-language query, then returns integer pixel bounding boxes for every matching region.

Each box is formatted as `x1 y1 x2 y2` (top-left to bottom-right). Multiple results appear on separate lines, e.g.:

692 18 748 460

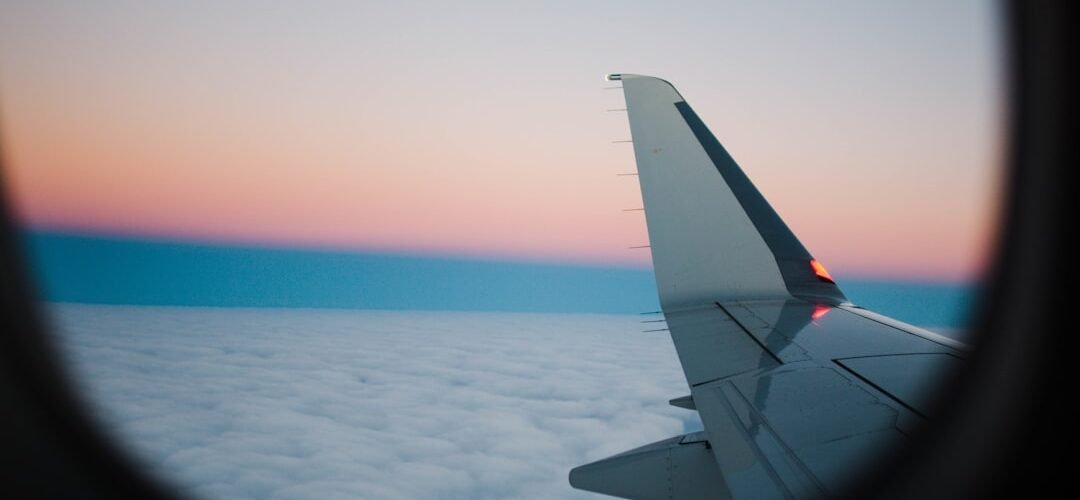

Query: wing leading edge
570 75 968 499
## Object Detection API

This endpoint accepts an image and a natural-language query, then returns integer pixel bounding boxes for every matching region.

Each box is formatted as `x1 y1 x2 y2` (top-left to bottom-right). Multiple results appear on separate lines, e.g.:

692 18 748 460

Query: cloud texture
46 304 701 499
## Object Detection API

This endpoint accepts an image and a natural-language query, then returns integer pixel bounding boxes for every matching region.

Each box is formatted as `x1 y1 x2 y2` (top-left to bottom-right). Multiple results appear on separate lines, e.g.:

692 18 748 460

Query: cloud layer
46 304 701 499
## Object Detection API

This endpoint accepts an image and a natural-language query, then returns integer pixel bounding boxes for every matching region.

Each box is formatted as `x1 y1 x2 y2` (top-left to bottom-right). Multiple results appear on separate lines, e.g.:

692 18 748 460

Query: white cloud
46 304 701 499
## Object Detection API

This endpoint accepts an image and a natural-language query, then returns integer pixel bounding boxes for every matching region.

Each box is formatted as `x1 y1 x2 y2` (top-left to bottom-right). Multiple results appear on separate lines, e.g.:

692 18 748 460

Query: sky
0 0 1002 282
3 5 997 496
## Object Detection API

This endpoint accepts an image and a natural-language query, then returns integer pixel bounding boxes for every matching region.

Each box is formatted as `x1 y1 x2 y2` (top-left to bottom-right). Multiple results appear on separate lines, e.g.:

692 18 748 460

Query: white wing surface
569 75 967 499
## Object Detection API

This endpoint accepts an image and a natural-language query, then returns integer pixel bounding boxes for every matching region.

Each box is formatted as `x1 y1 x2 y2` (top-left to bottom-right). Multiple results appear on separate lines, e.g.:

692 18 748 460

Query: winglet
614 74 846 309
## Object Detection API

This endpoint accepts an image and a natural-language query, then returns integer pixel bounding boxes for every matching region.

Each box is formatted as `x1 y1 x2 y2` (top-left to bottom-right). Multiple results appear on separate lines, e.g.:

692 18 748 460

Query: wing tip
606 73 683 98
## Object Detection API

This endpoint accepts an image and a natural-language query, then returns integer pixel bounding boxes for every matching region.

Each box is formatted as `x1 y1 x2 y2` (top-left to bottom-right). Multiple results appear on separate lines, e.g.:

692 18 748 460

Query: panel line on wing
693 381 794 498
840 306 970 351
717 303 783 366
832 360 929 420
720 382 828 496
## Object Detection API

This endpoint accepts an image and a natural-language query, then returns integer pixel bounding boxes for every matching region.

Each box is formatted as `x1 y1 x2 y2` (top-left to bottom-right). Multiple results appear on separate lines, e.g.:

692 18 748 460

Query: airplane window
0 1 1001 498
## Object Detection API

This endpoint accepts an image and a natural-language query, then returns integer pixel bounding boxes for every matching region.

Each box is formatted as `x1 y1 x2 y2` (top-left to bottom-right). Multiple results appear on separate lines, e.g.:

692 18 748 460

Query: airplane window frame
0 1 1069 498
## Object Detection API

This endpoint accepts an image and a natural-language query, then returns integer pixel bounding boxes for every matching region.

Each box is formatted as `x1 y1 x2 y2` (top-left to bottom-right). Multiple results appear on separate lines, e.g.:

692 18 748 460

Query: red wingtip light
810 259 835 284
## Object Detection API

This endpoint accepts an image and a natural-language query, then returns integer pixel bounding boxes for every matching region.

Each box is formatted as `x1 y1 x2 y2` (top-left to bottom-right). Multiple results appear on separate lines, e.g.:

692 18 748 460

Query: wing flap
570 433 733 500
701 366 907 495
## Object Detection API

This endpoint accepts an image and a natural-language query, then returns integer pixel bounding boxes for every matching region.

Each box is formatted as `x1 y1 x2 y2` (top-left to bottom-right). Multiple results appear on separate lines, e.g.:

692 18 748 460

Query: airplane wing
569 75 968 499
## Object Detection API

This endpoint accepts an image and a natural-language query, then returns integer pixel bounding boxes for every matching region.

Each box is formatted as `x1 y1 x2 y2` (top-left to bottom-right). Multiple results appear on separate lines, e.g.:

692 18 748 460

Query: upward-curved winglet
614 74 846 309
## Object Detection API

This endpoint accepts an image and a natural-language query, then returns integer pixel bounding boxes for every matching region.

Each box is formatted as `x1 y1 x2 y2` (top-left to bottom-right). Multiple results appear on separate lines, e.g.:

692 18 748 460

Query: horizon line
21 226 978 285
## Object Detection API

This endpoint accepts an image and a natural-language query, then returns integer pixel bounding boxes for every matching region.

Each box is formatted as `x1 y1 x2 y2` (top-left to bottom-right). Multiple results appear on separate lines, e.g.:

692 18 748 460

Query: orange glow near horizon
0 2 1000 281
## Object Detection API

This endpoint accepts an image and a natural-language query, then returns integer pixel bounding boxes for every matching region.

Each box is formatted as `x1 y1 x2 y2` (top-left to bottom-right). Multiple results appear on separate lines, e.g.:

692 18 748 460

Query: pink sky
0 1 1001 281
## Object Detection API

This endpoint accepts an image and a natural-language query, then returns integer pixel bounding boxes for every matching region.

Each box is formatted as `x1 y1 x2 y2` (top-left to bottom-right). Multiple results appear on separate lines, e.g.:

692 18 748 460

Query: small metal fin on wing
669 394 696 410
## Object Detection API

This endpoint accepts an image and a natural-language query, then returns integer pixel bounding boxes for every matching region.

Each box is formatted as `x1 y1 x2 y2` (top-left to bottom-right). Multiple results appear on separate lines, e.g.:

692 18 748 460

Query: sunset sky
0 1 1001 282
